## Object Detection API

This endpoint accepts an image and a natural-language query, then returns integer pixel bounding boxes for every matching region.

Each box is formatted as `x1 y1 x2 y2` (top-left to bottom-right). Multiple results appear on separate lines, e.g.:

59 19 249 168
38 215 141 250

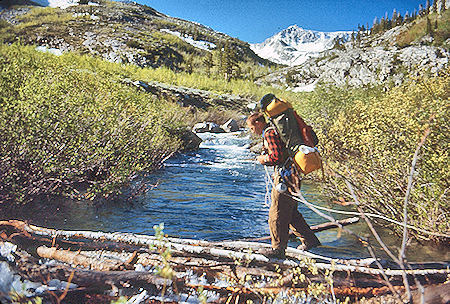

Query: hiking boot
258 247 286 259
297 240 320 251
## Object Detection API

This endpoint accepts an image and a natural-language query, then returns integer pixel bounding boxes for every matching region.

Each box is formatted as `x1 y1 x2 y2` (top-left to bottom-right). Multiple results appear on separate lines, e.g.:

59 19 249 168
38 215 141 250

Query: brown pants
269 175 320 250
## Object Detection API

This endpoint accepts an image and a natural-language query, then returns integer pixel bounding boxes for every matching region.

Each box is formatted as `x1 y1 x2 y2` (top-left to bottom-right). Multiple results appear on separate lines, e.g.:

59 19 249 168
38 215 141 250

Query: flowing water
7 132 449 262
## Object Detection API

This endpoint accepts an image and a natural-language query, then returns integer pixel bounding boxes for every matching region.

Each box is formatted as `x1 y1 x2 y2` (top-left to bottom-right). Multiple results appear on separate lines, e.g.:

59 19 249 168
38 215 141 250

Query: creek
8 132 449 262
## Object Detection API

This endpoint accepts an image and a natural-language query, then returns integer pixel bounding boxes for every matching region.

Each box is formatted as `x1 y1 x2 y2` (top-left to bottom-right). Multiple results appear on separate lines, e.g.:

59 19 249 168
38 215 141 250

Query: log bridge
0 219 448 303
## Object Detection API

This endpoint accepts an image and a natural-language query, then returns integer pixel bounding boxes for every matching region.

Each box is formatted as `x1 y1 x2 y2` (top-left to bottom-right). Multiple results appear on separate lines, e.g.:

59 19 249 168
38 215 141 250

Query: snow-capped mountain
250 25 352 66
29 0 99 9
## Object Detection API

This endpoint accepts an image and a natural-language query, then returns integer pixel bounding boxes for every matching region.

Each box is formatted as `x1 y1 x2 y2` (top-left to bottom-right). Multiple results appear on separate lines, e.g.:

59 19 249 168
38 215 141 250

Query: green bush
0 43 188 203
292 71 449 242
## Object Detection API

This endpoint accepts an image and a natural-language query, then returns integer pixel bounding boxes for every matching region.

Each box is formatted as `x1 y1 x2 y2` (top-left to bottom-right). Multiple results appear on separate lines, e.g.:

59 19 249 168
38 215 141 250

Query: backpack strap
262 125 277 139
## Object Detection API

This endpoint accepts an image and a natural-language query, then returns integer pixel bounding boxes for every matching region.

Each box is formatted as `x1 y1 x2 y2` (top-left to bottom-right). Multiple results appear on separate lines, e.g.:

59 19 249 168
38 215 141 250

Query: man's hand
257 154 269 164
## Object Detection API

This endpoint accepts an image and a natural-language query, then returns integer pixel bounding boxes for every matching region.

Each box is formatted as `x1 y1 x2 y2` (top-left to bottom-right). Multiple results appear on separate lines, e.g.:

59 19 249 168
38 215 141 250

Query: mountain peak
250 25 352 66
286 24 303 30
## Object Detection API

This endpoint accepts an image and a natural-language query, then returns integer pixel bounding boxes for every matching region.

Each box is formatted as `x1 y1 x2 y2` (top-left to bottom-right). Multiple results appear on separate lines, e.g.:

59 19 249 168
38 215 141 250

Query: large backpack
263 97 322 175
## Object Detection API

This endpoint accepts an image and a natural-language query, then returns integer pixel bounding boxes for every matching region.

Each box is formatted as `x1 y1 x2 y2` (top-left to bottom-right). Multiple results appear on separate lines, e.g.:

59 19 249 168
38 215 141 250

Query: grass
396 10 450 47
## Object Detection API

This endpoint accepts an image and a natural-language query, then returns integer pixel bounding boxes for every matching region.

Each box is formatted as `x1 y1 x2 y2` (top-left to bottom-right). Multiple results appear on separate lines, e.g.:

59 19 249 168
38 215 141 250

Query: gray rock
192 122 225 133
180 129 202 151
249 142 263 154
209 123 225 133
221 119 239 133
192 122 209 133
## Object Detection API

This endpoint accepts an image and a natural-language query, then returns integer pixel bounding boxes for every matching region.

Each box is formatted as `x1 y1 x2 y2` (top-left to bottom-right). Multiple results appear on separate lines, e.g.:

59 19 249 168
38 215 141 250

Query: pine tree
426 16 433 36
203 52 213 77
214 42 224 76
441 0 446 12
185 54 193 74
433 0 438 13
404 11 410 24
385 11 392 29
426 0 431 14
397 13 403 25
380 16 386 31
371 17 379 35
219 42 239 81
392 9 398 25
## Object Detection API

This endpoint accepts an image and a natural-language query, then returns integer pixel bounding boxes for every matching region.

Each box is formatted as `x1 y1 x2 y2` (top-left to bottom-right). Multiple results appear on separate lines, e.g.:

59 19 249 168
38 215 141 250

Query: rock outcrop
257 43 448 91
126 79 253 111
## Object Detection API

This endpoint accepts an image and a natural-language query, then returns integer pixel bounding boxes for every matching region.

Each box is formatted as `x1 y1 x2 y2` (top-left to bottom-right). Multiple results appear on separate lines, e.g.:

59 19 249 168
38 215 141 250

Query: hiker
247 109 320 259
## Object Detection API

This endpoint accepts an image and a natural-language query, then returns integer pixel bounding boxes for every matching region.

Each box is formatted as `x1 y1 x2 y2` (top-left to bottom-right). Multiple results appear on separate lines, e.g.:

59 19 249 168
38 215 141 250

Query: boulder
220 119 239 133
192 122 224 133
180 129 202 151
249 142 263 154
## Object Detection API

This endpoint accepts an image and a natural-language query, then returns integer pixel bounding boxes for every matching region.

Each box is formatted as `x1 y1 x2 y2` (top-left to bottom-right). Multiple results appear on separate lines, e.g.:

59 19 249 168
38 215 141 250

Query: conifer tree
203 52 213 77
426 0 431 14
380 16 386 31
404 11 410 24
215 42 224 76
397 13 403 25
371 17 379 35
426 16 433 36
392 9 398 25
441 0 446 12
219 42 239 81
185 54 193 74
433 0 438 13
385 11 392 29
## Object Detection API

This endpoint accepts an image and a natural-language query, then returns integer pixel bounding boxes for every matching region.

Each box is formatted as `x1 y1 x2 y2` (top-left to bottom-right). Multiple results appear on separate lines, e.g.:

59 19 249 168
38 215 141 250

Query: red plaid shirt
262 126 300 192
262 126 285 166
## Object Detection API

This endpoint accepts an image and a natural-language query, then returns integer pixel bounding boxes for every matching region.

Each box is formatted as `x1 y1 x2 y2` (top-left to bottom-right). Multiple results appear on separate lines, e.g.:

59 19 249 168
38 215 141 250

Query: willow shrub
0 43 189 203
293 71 449 242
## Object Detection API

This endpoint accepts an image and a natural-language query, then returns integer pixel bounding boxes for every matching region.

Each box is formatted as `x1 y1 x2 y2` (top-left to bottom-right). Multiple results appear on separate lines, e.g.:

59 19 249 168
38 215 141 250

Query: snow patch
36 45 63 56
31 0 99 9
289 80 319 92
160 29 216 51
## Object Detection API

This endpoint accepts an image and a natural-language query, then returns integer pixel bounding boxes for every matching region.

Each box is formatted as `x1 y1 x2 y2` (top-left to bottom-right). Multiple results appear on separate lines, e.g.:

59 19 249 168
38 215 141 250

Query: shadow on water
3 132 449 263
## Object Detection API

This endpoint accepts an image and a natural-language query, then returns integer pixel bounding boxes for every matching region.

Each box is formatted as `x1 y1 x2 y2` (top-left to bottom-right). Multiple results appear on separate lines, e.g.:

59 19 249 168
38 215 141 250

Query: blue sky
139 0 428 43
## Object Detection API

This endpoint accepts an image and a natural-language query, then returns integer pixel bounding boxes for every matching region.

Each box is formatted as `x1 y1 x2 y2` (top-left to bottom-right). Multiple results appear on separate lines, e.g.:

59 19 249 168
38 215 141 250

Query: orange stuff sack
294 147 322 175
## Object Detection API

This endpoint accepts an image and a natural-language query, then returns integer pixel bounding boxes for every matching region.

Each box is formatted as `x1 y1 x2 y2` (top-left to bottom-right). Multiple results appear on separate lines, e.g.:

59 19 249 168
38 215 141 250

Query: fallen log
11 244 183 293
186 282 405 298
1 220 448 277
36 245 130 271
241 217 360 242
1 219 449 303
